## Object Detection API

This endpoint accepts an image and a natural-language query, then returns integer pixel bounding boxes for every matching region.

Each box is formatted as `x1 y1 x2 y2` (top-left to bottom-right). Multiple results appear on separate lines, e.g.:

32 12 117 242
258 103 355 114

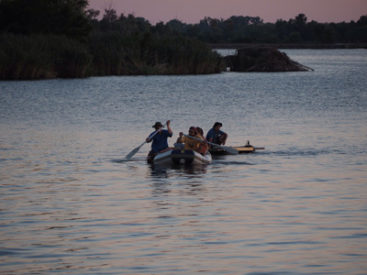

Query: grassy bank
0 32 223 80
0 34 91 80
0 1 223 80
88 32 223 76
2 0 364 80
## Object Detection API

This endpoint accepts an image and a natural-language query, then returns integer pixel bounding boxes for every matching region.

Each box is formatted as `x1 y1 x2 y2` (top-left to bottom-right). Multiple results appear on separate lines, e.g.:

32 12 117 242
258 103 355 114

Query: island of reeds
0 0 366 80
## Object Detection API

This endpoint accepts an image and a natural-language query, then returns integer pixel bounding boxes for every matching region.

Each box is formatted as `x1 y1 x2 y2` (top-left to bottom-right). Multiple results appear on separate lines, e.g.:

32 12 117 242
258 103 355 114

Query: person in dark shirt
146 120 172 163
206 122 227 145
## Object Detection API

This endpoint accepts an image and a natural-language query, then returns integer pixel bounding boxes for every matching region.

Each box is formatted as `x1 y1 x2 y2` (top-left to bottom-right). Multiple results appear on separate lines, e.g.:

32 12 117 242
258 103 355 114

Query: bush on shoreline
0 1 223 80
1 0 364 80
0 34 91 80
0 31 222 80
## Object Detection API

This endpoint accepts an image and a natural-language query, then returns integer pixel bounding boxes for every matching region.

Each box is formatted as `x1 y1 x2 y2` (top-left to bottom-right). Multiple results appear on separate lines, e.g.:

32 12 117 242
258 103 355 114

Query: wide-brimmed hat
152 122 163 128
213 122 222 127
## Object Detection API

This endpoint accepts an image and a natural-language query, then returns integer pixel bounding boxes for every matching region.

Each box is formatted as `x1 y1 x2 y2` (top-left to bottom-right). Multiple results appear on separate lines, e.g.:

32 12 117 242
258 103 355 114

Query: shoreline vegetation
211 43 367 49
0 0 366 80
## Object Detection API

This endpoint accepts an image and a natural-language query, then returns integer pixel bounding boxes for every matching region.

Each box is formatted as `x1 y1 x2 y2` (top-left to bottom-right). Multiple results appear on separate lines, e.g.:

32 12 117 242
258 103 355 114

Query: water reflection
148 164 208 199
148 163 207 178
1 50 367 274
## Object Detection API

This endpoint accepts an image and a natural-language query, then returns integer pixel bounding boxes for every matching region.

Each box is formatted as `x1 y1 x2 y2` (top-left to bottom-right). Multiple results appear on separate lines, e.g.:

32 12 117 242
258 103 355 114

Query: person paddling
206 122 228 145
146 120 173 163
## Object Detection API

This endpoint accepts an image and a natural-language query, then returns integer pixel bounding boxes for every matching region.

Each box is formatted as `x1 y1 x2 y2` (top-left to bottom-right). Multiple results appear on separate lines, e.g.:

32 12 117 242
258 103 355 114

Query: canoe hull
210 145 264 155
153 149 212 166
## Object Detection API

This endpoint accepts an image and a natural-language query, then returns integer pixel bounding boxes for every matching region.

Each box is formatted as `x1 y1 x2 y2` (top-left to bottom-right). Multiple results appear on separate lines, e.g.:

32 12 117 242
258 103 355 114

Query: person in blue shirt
206 122 228 145
146 120 173 163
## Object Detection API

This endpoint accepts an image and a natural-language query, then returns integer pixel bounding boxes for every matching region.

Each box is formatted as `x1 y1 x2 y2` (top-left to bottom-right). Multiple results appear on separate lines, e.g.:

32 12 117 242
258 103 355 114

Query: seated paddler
196 127 209 155
206 122 228 145
146 120 173 163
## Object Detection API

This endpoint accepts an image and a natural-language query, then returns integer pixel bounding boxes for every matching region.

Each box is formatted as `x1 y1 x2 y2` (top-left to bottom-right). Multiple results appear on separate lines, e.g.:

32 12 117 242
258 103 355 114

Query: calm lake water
1 49 367 274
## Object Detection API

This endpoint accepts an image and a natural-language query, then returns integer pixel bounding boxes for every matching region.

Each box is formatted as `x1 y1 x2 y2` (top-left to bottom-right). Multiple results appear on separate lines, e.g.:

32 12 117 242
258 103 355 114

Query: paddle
183 134 238 155
125 127 162 160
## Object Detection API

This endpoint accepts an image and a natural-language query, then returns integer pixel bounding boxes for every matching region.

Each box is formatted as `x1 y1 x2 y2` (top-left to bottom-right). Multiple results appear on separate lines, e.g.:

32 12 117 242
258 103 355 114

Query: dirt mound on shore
224 47 312 72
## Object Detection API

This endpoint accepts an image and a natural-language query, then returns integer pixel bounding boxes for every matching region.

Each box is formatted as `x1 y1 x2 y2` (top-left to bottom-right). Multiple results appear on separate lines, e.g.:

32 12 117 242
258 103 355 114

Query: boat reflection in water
1 49 367 275
148 160 208 178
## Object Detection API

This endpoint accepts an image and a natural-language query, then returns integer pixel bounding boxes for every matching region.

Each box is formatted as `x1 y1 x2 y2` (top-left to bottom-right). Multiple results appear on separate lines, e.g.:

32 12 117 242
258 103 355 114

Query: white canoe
153 149 212 166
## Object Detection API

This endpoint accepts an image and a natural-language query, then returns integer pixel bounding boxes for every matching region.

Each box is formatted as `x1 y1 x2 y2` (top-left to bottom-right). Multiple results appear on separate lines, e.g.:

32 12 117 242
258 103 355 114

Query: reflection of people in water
150 165 207 179
148 147 208 196
206 122 227 145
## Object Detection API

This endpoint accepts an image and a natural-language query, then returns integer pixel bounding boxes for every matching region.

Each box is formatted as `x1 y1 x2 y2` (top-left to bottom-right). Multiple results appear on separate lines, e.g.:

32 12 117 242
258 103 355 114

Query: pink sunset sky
88 0 367 24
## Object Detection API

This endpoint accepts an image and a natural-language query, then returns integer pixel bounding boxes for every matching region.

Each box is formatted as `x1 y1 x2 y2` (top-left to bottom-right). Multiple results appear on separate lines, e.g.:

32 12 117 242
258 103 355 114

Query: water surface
1 49 367 274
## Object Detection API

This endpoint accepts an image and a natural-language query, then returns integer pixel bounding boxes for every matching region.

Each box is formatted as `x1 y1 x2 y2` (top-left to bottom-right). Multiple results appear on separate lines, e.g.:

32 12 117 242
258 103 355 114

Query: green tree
0 0 91 40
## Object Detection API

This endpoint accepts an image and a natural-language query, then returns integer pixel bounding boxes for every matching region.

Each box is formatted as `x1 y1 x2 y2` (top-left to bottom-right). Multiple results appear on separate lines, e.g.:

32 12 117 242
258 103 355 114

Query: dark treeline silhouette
0 0 93 79
0 0 222 79
88 9 222 76
0 0 366 79
0 0 91 40
161 14 367 44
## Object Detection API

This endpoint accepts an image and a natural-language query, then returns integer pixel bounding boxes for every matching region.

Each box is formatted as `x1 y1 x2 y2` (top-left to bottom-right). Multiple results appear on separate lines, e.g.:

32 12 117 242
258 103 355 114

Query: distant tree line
87 9 222 76
0 0 366 79
0 0 222 79
160 14 367 44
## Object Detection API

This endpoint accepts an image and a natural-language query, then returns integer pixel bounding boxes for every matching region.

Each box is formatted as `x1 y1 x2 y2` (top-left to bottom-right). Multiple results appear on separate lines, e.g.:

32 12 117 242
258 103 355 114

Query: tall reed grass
0 34 91 80
88 31 223 76
0 32 223 80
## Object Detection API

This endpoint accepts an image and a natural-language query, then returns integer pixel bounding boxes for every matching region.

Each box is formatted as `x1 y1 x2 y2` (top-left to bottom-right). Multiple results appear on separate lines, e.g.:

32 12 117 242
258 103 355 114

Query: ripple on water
1 50 367 274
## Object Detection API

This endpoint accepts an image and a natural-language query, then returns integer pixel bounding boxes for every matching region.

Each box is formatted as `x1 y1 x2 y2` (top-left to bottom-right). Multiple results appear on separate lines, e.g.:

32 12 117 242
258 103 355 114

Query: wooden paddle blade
125 147 139 160
125 125 166 161
125 142 145 160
